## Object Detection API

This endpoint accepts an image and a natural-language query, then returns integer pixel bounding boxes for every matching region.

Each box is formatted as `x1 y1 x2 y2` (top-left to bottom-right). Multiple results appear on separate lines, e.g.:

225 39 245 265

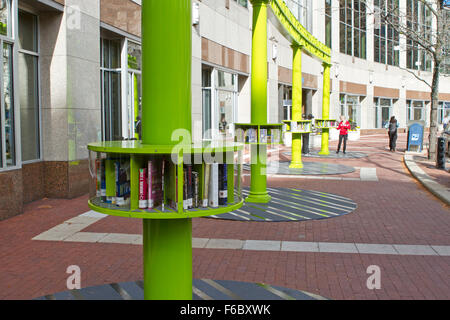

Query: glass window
374 0 400 66
407 100 425 122
0 0 11 37
339 0 366 59
233 0 248 8
202 67 238 141
127 41 141 71
325 0 332 48
19 11 40 162
285 0 313 32
374 98 393 128
406 0 432 71
101 38 122 141
3 43 15 166
340 94 361 128
202 68 212 139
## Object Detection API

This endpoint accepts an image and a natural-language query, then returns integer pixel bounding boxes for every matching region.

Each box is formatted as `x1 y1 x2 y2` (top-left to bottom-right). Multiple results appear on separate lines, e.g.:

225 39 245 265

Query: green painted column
290 44 303 169
141 0 192 145
319 62 331 155
143 218 192 300
247 0 271 203
140 0 193 300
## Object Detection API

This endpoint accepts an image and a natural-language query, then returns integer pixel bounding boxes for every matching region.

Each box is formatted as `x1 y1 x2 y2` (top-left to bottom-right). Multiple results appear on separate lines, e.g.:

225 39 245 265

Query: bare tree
368 0 449 161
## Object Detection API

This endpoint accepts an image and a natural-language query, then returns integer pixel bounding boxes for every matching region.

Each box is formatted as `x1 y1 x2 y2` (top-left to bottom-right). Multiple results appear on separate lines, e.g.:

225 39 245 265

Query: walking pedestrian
336 115 351 154
388 116 399 152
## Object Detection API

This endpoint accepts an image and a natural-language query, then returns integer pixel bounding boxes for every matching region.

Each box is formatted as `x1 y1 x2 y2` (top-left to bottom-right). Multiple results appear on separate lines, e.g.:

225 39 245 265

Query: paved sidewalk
0 133 449 300
404 151 450 206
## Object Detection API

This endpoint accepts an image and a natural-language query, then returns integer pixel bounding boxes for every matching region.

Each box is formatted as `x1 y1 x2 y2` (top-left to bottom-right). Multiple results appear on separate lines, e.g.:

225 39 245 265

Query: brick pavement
0 133 449 300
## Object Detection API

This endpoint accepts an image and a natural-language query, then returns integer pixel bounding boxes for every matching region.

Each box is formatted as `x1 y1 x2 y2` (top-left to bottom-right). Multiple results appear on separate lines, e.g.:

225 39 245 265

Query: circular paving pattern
243 161 355 175
284 150 368 159
35 279 327 300
207 187 357 222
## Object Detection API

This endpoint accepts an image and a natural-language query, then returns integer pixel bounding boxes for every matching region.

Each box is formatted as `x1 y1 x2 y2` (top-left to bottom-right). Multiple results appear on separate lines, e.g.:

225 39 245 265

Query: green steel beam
290 44 303 169
319 63 332 155
269 0 331 64
247 0 271 204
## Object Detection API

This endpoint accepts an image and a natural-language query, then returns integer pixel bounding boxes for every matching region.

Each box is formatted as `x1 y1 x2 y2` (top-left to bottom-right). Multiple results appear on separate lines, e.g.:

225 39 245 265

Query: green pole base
246 192 272 204
143 218 192 300
318 150 330 156
289 162 304 169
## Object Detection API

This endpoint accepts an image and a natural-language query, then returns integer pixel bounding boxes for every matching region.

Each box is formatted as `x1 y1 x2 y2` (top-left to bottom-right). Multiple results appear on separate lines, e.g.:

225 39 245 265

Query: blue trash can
407 120 425 152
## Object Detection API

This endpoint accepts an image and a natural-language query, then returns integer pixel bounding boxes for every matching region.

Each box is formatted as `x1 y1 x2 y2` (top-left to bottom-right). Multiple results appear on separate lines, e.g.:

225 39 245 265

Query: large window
18 10 40 162
0 0 16 169
126 40 141 140
374 0 399 66
201 67 238 141
374 98 394 128
406 0 432 71
100 38 122 141
325 0 332 48
340 94 362 128
438 101 450 125
340 0 366 59
285 0 313 32
407 100 426 122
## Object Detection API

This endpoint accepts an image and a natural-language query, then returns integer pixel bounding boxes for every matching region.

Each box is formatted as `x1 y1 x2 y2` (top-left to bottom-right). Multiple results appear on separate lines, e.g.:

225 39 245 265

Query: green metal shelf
234 123 284 145
88 141 243 154
314 118 337 129
283 120 313 134
88 196 244 219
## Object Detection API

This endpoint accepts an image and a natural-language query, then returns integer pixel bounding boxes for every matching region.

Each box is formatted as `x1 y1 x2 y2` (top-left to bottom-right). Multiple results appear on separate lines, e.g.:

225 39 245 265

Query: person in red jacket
336 116 351 154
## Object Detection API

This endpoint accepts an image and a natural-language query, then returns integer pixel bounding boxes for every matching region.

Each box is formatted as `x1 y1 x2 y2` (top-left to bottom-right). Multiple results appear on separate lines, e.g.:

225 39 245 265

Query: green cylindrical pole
141 0 193 300
290 44 303 169
319 63 331 155
143 219 192 300
247 0 271 203
141 0 192 145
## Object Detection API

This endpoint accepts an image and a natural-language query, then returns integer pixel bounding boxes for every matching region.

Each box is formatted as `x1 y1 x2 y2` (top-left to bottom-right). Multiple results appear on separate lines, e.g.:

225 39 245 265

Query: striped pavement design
35 279 326 300
207 187 357 222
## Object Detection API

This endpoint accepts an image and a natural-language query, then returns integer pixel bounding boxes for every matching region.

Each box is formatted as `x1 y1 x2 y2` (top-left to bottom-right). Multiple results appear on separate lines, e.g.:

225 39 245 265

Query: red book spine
139 168 148 209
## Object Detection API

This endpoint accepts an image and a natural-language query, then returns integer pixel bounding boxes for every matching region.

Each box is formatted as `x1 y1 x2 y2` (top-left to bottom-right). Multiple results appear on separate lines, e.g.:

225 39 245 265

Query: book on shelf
138 168 148 209
260 129 268 143
193 171 199 208
95 159 101 197
105 158 115 204
208 163 219 208
291 121 298 132
100 159 106 202
246 128 257 143
219 164 228 205
115 159 131 207
272 129 281 143
148 160 163 209
202 163 211 208
183 167 188 210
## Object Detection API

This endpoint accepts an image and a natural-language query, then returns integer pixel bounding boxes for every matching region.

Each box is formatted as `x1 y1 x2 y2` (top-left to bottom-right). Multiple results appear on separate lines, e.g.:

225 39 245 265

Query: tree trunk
428 59 440 162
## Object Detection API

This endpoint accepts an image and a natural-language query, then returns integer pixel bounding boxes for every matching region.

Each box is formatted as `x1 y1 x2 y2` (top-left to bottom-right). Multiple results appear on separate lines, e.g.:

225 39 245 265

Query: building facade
0 0 449 219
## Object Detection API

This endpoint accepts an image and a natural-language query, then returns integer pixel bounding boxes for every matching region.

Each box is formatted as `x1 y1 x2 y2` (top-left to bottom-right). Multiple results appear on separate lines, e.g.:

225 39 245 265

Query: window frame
0 0 20 172
339 0 367 59
18 8 41 164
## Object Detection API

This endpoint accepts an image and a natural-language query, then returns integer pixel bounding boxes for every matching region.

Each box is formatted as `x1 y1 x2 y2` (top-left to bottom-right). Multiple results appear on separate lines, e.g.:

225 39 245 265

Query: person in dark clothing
336 116 351 154
388 116 399 152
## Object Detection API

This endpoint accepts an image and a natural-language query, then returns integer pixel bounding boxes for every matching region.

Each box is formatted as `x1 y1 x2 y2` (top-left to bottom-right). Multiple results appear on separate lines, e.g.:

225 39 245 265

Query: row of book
95 158 131 206
285 122 312 133
235 128 282 144
315 120 337 128
95 158 230 210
